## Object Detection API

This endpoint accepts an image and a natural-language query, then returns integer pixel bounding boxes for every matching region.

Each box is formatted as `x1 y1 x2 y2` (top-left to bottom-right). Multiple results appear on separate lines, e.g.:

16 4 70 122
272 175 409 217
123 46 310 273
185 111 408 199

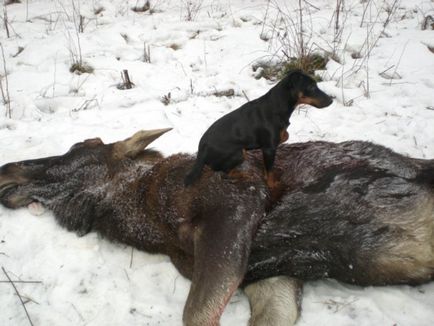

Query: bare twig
119 70 134 90
124 268 130 281
21 295 40 305
360 0 372 27
298 0 304 62
365 22 370 98
143 42 151 63
173 275 179 294
379 65 395 75
78 14 84 33
11 46 24 57
321 298 359 313
2 267 34 326
242 90 250 102
161 92 171 105
0 42 11 118
71 0 83 64
388 41 408 86
260 0 271 41
129 247 134 268
353 0 400 73
0 280 42 283
71 303 85 322
182 0 204 21
304 0 320 11
3 3 10 38
71 96 99 112
421 15 434 30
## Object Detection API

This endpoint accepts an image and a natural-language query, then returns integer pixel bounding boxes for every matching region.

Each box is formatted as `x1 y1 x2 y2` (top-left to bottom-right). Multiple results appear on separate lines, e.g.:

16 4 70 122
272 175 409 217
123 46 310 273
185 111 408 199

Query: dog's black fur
184 69 333 186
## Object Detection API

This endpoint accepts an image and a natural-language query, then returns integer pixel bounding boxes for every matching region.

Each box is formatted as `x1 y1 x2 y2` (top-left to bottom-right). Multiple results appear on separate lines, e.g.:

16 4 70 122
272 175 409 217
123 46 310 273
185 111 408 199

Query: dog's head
285 69 333 108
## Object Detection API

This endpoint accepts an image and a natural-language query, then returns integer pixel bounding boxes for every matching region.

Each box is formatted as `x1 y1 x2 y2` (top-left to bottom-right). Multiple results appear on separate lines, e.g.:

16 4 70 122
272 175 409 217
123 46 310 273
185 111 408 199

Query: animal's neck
267 82 298 118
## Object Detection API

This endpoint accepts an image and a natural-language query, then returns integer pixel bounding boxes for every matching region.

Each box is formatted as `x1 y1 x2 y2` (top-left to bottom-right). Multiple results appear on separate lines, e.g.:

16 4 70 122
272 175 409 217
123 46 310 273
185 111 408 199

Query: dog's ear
285 70 304 99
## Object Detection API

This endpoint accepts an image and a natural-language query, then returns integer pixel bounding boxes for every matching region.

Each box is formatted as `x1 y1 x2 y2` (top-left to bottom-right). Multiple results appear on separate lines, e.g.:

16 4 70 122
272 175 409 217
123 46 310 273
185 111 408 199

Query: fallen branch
0 280 42 284
212 89 234 97
1 267 34 326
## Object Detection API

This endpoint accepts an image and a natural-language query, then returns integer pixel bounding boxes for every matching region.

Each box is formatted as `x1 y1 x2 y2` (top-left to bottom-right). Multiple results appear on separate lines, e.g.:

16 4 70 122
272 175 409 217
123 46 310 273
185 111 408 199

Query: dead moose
0 128 433 326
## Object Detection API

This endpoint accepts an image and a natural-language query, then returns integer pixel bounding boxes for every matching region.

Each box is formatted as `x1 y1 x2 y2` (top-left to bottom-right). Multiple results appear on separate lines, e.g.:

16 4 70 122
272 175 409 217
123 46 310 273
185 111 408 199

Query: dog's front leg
262 147 277 188
182 192 264 326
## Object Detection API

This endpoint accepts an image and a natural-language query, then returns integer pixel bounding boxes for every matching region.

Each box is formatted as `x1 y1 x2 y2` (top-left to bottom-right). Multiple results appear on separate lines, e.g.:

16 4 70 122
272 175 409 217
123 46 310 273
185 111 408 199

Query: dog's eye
307 86 316 93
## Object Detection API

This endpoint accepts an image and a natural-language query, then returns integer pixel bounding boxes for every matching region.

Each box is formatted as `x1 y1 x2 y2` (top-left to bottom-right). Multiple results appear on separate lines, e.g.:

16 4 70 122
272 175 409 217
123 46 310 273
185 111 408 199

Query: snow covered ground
0 0 433 325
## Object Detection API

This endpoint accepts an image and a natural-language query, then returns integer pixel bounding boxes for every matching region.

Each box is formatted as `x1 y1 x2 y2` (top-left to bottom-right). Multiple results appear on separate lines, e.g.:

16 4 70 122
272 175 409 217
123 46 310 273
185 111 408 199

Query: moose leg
183 200 264 326
244 277 303 326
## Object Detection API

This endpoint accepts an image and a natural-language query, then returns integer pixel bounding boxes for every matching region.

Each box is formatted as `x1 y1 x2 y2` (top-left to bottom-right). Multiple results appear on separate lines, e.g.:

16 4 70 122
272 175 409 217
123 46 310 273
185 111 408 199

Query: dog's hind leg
244 276 303 326
184 148 208 186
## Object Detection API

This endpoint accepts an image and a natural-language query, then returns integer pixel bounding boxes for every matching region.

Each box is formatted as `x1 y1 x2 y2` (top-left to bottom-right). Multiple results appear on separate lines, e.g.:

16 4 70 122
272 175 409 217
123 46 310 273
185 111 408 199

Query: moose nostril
0 182 17 199
0 165 27 190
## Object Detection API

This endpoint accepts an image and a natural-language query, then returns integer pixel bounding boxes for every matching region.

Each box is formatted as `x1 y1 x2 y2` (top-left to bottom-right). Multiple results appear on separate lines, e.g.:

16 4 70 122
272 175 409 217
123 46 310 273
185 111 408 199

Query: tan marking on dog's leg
244 276 302 326
264 170 279 189
279 130 289 144
242 149 248 160
228 168 246 179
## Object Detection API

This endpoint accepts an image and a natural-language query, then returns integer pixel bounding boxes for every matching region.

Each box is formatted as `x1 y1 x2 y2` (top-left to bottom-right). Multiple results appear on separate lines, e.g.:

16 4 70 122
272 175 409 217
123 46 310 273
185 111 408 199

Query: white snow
1 0 434 325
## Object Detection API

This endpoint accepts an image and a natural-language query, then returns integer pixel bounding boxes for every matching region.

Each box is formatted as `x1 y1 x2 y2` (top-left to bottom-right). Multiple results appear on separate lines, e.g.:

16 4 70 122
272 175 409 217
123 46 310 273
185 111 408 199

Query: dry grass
132 0 150 13
168 43 182 51
422 15 434 30
5 0 21 5
94 6 105 15
70 62 94 74
253 53 328 81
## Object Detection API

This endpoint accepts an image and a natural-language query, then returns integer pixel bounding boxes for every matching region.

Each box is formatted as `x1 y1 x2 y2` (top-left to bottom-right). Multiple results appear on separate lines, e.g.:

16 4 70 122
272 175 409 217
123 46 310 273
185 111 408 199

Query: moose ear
114 128 172 159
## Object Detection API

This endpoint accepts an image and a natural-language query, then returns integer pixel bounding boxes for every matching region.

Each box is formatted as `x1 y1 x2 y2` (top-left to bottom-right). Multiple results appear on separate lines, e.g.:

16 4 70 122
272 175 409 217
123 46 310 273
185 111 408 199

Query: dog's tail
184 149 207 186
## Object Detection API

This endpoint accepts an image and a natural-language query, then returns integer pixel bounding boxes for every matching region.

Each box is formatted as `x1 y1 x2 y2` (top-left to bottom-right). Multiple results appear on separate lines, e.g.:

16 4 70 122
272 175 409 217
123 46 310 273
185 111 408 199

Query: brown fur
1 130 433 325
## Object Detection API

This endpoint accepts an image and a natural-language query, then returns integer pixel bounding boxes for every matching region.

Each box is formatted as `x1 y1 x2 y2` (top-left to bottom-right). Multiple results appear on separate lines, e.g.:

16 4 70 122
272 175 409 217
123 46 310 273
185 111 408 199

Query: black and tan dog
184 69 333 187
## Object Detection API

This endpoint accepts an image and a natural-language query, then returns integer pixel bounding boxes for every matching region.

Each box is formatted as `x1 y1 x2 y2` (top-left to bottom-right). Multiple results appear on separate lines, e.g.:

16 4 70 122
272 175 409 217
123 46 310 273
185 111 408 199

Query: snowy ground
0 0 434 325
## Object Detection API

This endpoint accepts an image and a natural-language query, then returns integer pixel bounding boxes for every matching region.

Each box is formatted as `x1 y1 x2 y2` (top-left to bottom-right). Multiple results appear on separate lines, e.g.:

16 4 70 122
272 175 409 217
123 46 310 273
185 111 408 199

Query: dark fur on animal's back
184 69 333 186
1 131 433 325
246 142 434 285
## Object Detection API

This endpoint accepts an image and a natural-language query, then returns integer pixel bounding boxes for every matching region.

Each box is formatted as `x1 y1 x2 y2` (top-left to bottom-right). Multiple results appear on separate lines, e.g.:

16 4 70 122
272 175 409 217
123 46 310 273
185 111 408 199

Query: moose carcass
0 129 433 326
